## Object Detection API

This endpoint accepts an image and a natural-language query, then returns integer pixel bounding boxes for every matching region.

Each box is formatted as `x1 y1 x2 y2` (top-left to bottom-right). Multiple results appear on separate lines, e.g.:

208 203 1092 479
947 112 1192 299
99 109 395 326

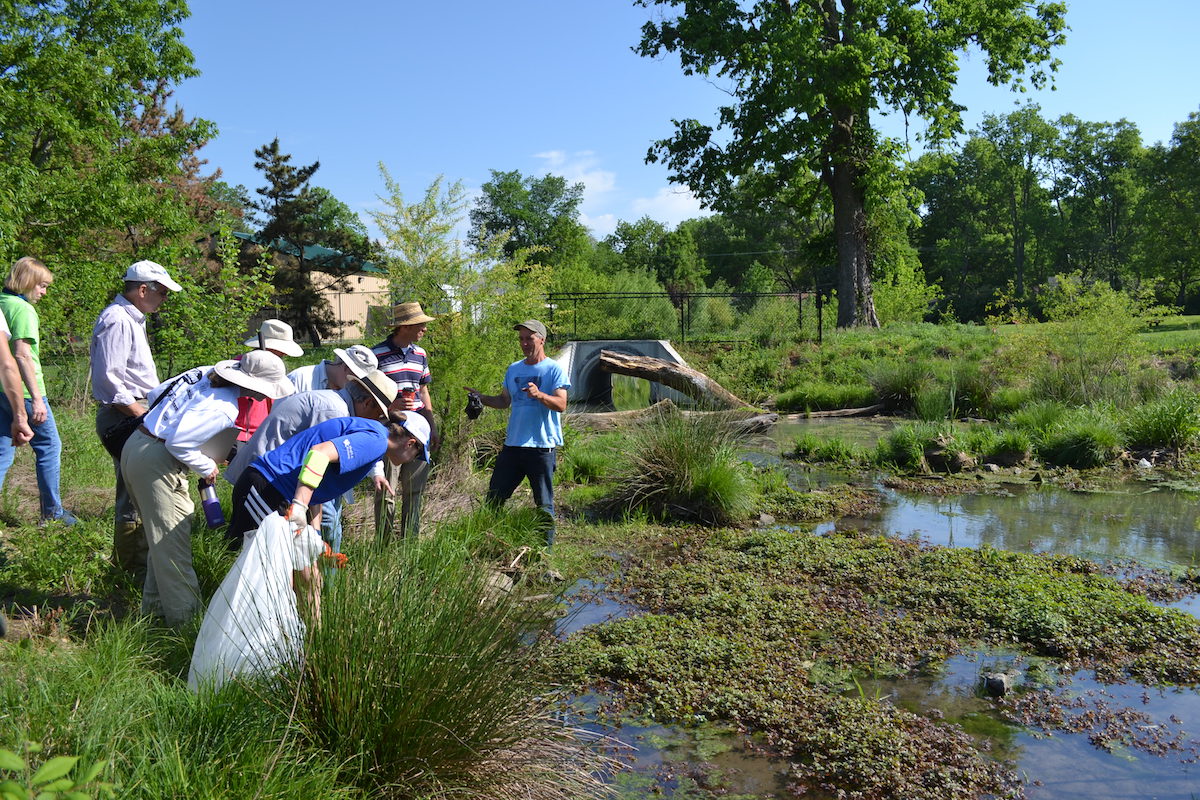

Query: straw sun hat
391 302 435 328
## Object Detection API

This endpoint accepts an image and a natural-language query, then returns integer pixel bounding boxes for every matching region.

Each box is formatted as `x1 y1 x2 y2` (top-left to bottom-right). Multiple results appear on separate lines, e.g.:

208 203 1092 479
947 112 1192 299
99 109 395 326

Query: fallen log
567 399 677 431
567 400 778 435
598 350 749 410
781 403 886 419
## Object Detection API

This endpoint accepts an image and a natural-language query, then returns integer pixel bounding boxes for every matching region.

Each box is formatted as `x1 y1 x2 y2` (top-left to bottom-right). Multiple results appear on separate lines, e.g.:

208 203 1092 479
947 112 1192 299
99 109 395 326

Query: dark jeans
486 445 556 546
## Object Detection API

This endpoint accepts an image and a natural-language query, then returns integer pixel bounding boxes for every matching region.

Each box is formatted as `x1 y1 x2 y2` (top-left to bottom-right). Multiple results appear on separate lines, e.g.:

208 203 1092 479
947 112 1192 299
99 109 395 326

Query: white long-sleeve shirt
143 368 240 477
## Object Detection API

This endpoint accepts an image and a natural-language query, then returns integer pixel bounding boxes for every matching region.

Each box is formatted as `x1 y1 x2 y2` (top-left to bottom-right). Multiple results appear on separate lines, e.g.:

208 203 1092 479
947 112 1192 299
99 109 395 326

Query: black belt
137 425 166 443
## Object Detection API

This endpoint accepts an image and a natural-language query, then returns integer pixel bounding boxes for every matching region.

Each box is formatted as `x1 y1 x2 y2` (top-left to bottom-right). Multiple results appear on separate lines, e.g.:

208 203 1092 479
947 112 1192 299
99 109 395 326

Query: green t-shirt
0 292 43 398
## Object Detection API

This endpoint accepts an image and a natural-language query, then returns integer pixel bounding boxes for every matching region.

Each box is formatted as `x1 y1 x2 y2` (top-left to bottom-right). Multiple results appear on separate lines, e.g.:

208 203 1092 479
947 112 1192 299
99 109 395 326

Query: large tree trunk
598 350 750 409
569 399 778 435
825 112 880 329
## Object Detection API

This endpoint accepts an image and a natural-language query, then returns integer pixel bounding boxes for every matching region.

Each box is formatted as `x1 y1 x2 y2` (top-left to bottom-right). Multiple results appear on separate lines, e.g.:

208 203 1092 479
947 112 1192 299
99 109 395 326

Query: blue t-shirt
504 357 570 448
251 417 388 505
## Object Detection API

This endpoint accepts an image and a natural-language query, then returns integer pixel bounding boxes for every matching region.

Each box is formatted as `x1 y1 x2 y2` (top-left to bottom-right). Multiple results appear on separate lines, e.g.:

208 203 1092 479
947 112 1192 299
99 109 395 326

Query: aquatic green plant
875 422 947 471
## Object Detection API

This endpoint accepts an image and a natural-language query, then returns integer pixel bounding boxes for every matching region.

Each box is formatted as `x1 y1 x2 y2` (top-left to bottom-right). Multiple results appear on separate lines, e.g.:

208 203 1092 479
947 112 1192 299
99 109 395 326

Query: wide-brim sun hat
246 318 303 358
214 351 296 399
123 259 182 292
392 301 435 328
349 370 398 417
333 344 377 380
394 411 431 463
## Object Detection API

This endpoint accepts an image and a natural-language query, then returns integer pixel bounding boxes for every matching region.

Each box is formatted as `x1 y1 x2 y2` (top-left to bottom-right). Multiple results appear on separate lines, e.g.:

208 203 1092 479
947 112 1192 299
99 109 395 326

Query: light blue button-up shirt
90 295 159 406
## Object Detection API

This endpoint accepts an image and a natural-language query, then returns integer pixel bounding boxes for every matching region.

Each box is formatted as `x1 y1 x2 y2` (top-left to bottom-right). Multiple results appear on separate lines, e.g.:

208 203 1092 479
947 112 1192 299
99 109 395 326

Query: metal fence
545 290 834 344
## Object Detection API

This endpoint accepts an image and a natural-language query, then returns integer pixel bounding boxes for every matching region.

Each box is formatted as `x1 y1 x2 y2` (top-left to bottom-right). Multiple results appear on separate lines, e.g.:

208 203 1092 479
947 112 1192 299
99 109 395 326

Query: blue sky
175 1 1200 240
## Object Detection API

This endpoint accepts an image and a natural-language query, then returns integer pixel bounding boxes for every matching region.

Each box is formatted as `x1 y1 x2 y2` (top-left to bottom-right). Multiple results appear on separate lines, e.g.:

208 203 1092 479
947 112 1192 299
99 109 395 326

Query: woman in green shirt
0 257 75 525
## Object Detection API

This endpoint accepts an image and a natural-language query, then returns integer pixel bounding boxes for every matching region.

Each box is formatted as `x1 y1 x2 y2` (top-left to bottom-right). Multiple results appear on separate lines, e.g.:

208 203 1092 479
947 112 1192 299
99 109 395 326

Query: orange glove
320 542 349 569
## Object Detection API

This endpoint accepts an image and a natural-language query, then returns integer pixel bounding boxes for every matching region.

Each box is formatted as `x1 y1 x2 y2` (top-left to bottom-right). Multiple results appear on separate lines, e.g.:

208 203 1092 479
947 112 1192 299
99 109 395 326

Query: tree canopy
635 0 1067 327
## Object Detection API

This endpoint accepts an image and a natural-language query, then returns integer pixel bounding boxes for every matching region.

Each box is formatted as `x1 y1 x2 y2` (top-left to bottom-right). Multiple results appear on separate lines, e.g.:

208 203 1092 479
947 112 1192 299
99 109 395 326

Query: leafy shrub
775 382 876 412
1122 390 1200 451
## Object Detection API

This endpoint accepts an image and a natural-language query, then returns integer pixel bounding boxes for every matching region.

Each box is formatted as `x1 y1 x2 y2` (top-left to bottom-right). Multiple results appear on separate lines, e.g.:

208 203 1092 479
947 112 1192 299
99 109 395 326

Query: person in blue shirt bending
465 319 570 546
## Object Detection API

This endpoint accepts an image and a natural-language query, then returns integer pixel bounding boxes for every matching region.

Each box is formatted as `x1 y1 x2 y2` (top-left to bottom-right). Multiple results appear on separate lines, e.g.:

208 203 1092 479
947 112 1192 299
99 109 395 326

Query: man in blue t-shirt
466 319 570 546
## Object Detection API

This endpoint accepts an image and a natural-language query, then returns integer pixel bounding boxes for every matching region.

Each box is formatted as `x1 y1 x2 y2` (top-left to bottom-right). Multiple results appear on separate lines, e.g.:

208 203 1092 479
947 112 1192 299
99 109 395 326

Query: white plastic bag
188 512 323 691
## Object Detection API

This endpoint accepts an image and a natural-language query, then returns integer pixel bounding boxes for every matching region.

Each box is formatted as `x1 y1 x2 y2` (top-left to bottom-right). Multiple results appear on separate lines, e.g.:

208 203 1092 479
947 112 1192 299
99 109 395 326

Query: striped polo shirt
372 337 430 411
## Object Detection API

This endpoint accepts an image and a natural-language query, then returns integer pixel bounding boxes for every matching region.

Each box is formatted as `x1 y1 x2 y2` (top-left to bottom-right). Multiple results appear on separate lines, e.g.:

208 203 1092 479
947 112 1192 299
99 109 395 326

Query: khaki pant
121 429 200 625
374 458 429 543
96 403 147 583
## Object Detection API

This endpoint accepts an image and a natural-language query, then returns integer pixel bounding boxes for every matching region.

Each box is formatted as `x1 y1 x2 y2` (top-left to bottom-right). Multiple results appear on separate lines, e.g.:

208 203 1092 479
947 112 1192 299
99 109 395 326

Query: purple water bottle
199 479 226 528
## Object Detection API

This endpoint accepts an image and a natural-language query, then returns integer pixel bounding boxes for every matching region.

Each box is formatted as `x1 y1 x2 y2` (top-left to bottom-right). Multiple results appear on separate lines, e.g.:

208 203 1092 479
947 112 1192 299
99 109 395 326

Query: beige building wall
322 272 390 342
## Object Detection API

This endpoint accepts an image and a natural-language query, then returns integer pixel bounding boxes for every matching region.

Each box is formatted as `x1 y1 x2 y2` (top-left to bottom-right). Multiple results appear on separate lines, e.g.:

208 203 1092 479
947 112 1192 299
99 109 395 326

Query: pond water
564 416 1200 799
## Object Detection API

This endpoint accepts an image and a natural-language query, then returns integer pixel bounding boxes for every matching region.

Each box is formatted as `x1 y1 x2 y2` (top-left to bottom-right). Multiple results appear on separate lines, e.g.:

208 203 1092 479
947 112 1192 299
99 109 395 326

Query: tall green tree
1051 116 1144 288
468 170 591 266
635 0 1067 328
251 138 371 344
1135 111 1200 308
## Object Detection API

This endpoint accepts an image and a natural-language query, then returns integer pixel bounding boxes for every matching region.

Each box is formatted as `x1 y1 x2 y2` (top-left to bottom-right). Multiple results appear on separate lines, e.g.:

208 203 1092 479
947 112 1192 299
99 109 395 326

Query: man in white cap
372 301 439 542
287 344 377 393
465 319 569 547
90 259 183 585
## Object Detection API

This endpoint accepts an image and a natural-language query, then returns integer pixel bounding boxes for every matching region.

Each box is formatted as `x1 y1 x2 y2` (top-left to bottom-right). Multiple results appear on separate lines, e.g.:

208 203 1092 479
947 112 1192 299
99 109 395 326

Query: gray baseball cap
513 319 547 339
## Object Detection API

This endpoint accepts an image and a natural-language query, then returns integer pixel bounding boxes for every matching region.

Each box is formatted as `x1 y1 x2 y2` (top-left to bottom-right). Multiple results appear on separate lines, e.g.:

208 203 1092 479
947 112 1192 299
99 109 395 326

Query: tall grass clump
867 359 930 414
606 412 758 525
791 433 866 466
1036 407 1122 469
874 422 947 471
1007 400 1069 438
775 381 876 412
557 431 623 485
1122 389 1200 451
0 618 347 799
273 518 610 799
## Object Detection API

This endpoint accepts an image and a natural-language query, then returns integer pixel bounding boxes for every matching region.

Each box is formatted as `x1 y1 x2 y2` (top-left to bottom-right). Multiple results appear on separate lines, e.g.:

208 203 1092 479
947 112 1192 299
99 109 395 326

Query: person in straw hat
372 301 438 542
121 351 295 625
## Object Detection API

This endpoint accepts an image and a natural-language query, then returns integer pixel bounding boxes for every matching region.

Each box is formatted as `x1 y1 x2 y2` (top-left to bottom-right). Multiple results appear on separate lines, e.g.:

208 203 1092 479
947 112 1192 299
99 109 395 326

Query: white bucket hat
214 351 296 399
246 319 304 358
123 260 182 292
333 344 377 380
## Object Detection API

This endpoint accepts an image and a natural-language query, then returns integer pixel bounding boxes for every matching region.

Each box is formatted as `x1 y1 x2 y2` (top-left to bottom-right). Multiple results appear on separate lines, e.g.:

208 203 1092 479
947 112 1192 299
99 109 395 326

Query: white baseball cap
123 260 182 292
396 412 431 463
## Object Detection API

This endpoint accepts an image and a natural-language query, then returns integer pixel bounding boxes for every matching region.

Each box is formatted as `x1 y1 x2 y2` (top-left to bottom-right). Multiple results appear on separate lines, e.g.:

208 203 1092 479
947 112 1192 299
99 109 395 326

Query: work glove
286 501 308 532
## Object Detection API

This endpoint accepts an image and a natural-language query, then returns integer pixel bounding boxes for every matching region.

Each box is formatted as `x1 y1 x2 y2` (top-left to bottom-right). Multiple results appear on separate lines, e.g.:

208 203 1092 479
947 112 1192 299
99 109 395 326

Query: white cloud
630 186 710 228
532 150 617 201
580 212 618 238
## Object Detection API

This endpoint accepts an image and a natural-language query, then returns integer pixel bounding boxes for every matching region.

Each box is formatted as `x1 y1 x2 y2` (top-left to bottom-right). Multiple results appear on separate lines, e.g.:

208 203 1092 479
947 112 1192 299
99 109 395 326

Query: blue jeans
0 394 66 519
486 446 557 546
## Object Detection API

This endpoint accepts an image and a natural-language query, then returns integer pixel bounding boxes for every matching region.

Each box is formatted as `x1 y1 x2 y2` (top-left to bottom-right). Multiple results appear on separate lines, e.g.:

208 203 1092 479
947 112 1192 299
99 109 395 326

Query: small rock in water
984 463 1001 473
1137 458 1153 469
982 670 1019 697
759 513 777 526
